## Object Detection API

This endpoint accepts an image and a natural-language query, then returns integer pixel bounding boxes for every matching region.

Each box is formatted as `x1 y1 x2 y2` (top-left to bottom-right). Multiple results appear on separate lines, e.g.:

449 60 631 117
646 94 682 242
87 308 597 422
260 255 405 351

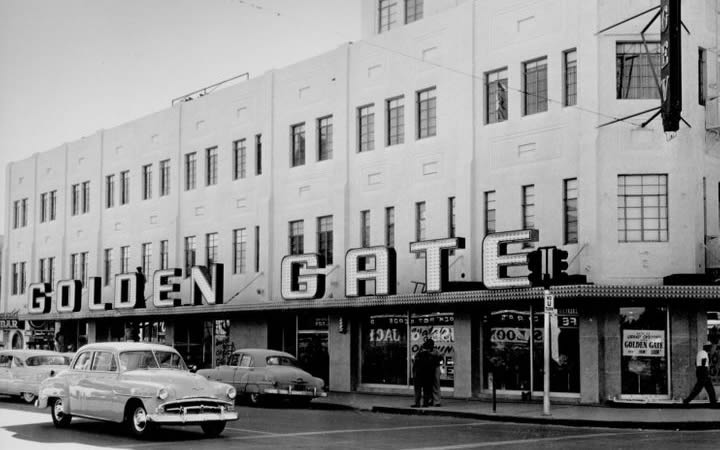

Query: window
20 198 27 226
82 181 90 213
618 174 668 242
233 139 247 180
378 0 398 33
317 116 333 161
141 243 152 276
415 201 426 258
160 240 169 270
699 47 707 106
160 159 170 196
104 248 112 286
361 210 371 247
39 257 55 286
385 206 395 247
233 228 247 274
184 236 196 275
523 57 548 115
40 192 48 223
71 253 78 280
358 104 375 152
417 87 437 139
71 252 88 287
563 49 577 106
49 190 56 221
291 123 306 167
11 263 18 295
142 164 152 200
386 96 404 146
522 184 535 233
206 147 218 186
616 42 661 99
206 232 218 267
254 226 260 272
448 196 456 238
289 220 304 255
120 246 130 274
485 68 508 124
564 178 578 244
185 152 197 190
255 134 263 175
120 171 130 205
71 184 80 215
317 216 333 264
91 351 117 372
106 174 115 208
620 306 668 395
405 0 423 24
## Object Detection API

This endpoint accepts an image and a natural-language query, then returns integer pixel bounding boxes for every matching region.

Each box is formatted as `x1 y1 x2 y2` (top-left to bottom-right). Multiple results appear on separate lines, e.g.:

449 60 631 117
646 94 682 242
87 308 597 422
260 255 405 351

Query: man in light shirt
683 342 717 405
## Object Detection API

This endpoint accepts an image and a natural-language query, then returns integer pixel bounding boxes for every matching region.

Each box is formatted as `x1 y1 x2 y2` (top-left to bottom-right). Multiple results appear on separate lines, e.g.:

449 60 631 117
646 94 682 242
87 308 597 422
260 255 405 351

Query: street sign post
543 289 554 416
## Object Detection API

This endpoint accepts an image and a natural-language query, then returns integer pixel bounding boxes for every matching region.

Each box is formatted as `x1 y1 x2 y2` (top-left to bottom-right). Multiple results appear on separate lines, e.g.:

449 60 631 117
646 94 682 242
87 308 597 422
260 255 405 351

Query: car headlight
226 386 236 400
157 387 169 400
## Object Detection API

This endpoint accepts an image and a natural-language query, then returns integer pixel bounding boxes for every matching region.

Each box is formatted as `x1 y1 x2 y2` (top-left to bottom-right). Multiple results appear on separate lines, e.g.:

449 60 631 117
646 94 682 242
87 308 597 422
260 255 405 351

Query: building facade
3 0 720 404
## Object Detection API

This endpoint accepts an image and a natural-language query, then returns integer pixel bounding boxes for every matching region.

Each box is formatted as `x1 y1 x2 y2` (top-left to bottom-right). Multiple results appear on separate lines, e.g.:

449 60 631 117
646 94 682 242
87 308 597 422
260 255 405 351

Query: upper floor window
206 147 218 186
523 57 548 115
317 215 334 264
159 159 170 196
385 206 395 247
103 249 112 286
184 236 196 276
378 0 398 33
563 49 577 106
291 123 306 167
289 220 304 255
120 246 130 274
699 47 707 106
11 262 26 295
386 96 404 146
618 174 668 242
317 116 333 161
233 228 247 274
405 0 423 24
71 184 80 216
255 134 263 175
141 242 152 276
106 174 115 208
415 202 426 257
120 171 130 205
206 232 218 266
564 178 578 244
358 104 375 152
361 210 371 247
522 185 535 230
39 256 55 286
616 42 661 99
484 191 496 236
49 191 56 221
40 192 48 223
160 240 169 270
82 181 90 214
142 164 152 200
233 139 247 180
185 152 197 191
417 87 437 139
485 68 508 124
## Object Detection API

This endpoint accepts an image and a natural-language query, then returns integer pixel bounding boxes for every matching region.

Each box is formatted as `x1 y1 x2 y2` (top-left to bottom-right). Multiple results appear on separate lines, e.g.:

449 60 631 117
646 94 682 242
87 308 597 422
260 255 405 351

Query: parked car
0 349 71 403
36 342 238 438
197 348 327 406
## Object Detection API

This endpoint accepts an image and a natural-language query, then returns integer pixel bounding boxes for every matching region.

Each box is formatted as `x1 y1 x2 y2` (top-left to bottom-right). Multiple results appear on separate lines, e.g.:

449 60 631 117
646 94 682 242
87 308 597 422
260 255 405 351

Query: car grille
162 400 225 415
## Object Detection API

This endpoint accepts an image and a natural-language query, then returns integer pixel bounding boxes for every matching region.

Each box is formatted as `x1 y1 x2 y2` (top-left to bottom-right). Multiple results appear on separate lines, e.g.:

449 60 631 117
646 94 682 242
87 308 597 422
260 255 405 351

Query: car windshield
266 355 298 367
119 350 187 371
25 355 71 366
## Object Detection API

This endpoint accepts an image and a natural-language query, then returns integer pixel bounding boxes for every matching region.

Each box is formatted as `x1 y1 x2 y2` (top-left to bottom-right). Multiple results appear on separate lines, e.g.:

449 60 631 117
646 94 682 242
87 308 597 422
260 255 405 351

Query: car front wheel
248 392 263 406
50 398 72 428
21 392 37 403
201 421 226 437
126 402 154 438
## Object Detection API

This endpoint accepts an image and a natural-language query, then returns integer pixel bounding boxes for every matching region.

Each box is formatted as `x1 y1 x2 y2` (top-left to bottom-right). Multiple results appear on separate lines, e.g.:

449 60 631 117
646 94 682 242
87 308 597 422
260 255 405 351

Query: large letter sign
87 277 109 311
56 280 82 313
483 229 539 289
191 263 224 305
153 269 182 307
28 283 52 314
280 254 326 300
346 246 397 297
410 238 466 293
115 273 141 309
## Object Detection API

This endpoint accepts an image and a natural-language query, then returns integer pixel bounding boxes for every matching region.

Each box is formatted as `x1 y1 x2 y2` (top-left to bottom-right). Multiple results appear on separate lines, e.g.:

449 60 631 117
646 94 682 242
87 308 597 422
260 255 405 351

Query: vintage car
0 349 71 403
197 348 327 406
36 342 238 438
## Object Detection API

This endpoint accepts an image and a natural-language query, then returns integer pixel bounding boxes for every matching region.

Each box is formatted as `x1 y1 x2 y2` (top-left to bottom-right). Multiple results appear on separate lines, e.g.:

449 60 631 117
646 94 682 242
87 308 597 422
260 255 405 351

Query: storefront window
532 309 580 393
175 320 214 369
297 314 329 385
362 314 408 385
410 313 455 387
706 311 720 386
620 306 668 396
214 320 234 366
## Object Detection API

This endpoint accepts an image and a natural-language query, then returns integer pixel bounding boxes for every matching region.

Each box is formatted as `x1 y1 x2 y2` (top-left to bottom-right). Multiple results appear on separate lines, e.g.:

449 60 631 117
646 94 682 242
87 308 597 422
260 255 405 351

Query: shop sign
0 311 23 330
622 330 665 357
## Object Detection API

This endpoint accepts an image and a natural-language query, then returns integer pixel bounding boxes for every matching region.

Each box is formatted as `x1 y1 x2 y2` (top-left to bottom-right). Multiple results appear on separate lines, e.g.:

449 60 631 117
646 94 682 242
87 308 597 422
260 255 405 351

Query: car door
69 351 93 415
85 351 121 420
234 353 254 393
213 353 240 387
8 355 27 395
0 353 11 393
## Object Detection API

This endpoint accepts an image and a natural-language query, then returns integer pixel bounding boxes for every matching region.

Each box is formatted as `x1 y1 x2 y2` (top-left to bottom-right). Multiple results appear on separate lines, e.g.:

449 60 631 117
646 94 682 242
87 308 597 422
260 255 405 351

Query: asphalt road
2 395 720 449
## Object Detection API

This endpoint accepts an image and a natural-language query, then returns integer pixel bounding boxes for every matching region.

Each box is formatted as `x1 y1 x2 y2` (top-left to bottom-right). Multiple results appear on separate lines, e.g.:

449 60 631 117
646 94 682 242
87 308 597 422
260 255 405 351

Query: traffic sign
544 291 554 312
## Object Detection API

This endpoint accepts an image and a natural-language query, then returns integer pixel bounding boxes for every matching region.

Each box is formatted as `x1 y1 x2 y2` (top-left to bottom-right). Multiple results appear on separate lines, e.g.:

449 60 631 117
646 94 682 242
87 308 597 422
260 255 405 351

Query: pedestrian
683 342 717 405
426 339 443 407
411 340 434 407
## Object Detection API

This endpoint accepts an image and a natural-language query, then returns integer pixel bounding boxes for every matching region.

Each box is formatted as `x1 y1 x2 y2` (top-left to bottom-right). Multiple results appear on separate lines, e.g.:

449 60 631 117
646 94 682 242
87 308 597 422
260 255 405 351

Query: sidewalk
313 392 720 430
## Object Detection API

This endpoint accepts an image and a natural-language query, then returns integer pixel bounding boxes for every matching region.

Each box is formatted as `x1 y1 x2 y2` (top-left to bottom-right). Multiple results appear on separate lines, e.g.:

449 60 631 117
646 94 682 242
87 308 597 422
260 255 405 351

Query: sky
0 0 360 231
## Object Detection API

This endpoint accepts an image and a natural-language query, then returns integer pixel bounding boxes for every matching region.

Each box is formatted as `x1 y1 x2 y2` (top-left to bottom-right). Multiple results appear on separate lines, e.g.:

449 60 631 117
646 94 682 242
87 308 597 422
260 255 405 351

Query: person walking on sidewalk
427 339 443 407
683 342 717 405
411 341 434 407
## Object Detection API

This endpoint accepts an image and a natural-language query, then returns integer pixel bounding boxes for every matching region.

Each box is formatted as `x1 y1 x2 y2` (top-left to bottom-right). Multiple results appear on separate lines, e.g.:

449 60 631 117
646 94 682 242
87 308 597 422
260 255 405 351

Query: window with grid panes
184 237 196 276
617 174 668 242
616 42 661 99
206 147 218 186
317 116 333 161
358 105 375 152
405 0 423 24
160 159 170 196
416 202 426 258
291 123 306 167
160 240 169 270
485 69 508 124
317 216 333 264
378 0 398 33
142 164 152 200
564 178 578 244
121 246 130 274
49 191 56 220
417 87 437 138
104 249 112 286
233 228 247 274
82 181 90 213
71 184 80 215
233 139 247 179
523 58 548 115
361 210 371 247
206 233 218 266
289 220 304 255
185 153 197 190
699 48 707 105
106 174 115 207
564 49 577 106
522 185 535 248
385 206 395 247
142 243 152 276
386 96 404 146
40 193 47 222
120 171 130 204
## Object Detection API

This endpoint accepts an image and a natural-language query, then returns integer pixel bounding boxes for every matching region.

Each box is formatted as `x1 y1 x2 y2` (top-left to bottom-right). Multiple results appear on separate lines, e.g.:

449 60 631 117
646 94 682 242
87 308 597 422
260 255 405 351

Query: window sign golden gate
27 229 541 314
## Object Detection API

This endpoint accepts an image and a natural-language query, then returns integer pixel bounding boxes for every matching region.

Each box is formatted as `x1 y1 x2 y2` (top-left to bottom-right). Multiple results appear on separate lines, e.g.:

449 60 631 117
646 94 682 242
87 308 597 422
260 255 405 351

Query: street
1 396 720 449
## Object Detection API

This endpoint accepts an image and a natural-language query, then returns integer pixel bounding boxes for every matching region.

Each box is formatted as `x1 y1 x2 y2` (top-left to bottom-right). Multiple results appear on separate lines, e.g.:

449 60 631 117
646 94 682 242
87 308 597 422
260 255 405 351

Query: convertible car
36 342 238 438
0 349 71 403
197 348 327 406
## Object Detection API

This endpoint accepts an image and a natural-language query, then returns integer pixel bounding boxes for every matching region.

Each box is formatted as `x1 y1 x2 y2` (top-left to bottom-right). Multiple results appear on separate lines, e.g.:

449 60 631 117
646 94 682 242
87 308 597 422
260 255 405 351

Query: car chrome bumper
148 410 239 424
262 387 328 397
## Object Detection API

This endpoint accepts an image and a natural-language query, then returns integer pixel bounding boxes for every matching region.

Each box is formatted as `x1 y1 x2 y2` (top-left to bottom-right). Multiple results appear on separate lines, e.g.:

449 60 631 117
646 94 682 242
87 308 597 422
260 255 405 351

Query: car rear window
266 356 298 367
25 355 71 366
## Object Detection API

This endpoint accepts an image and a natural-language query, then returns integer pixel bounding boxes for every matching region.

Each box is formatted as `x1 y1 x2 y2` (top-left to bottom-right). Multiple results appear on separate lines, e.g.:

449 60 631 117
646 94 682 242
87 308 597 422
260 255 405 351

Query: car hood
122 369 221 395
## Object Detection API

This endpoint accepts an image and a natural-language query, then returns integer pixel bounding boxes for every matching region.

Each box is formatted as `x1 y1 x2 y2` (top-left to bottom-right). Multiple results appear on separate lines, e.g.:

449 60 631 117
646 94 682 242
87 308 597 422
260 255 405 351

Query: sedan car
197 348 327 406
0 349 71 403
36 342 238 438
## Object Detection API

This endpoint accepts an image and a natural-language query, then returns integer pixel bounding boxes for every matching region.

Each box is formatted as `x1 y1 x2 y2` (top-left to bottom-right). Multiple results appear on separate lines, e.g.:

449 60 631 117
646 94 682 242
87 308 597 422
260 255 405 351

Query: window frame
563 49 577 107
485 68 508 124
417 86 437 139
522 57 548 116
617 174 669 242
291 122 306 167
358 104 375 152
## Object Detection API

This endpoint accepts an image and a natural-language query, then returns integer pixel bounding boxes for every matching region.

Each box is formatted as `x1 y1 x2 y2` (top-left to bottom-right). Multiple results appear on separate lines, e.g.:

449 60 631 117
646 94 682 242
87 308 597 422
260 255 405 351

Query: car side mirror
189 365 198 373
